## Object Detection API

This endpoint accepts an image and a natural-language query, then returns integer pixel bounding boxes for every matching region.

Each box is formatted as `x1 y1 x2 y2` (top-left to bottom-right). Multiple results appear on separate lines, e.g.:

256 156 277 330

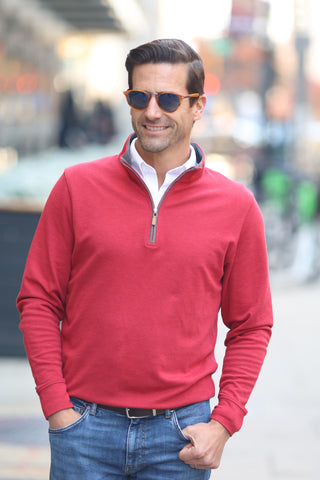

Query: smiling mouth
144 125 168 132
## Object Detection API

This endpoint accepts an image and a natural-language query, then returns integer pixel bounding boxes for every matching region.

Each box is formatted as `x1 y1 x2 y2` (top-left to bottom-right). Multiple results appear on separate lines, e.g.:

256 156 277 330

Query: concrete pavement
0 275 319 479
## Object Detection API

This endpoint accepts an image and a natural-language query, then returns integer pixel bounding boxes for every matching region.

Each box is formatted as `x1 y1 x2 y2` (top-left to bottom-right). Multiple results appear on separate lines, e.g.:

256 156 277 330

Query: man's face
129 62 205 163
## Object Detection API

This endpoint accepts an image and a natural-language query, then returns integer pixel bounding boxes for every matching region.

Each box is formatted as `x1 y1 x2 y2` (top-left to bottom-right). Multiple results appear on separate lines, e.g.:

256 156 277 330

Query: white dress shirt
130 138 196 208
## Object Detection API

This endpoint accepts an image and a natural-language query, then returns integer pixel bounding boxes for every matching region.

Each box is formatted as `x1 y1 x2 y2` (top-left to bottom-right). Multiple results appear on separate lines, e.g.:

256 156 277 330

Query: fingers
179 445 208 469
179 444 220 470
179 437 209 469
178 422 228 470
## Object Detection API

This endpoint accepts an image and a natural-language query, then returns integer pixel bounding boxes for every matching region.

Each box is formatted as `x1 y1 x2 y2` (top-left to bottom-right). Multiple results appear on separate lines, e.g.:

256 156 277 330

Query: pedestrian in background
17 38 273 479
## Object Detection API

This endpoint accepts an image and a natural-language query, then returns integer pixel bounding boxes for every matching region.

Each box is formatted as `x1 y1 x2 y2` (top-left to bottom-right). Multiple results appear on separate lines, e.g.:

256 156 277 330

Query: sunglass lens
158 93 180 112
128 91 149 109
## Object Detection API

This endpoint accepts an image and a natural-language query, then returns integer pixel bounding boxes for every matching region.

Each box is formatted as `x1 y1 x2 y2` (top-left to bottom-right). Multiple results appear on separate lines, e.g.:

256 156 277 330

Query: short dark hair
125 39 205 103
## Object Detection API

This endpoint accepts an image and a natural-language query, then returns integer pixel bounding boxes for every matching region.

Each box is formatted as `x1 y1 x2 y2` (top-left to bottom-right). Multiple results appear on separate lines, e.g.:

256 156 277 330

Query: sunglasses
123 89 200 113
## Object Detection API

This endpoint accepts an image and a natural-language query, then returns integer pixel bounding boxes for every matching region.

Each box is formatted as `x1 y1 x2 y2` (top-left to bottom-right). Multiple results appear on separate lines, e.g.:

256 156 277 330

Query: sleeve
210 196 273 435
16 172 74 419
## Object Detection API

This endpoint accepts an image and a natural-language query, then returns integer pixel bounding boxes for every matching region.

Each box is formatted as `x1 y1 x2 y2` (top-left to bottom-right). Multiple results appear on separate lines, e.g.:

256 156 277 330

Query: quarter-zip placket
146 166 197 245
121 158 197 245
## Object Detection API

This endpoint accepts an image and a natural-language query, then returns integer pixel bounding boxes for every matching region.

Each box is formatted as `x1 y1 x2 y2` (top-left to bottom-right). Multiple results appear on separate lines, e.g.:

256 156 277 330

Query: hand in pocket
48 408 82 430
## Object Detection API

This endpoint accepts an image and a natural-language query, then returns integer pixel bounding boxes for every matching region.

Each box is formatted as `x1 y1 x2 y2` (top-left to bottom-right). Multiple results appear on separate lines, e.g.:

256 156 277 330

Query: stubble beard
132 120 177 154
138 135 171 153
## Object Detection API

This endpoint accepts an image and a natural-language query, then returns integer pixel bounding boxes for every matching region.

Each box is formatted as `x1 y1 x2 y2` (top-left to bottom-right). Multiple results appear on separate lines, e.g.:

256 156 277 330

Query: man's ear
193 94 207 121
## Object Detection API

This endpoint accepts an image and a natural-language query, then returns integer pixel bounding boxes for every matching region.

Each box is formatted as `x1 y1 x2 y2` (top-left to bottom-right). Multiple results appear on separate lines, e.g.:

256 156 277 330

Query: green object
296 181 318 222
262 168 292 214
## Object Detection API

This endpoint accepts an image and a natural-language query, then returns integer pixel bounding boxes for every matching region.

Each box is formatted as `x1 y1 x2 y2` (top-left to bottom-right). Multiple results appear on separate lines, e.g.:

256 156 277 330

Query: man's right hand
48 408 82 430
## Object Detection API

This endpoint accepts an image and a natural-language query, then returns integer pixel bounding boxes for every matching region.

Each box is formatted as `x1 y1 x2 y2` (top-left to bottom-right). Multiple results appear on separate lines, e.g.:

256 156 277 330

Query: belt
97 405 170 418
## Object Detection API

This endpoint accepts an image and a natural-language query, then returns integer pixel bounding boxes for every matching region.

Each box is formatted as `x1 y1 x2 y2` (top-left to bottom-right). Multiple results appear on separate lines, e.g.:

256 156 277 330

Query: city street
0 274 319 479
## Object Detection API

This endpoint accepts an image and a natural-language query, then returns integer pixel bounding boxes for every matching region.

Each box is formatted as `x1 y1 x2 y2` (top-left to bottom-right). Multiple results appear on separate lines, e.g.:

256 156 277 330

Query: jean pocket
171 410 190 442
49 406 90 434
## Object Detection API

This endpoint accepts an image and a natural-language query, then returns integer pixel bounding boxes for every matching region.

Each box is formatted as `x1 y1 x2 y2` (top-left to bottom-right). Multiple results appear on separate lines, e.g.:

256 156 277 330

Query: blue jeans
49 397 211 479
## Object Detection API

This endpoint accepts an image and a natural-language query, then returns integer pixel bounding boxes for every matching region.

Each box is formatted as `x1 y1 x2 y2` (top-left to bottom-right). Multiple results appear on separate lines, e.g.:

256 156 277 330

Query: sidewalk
215 275 320 480
0 359 49 479
1 278 319 479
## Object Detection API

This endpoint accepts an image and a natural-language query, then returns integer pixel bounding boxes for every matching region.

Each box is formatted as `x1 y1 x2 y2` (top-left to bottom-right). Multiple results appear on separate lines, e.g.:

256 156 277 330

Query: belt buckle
125 408 157 419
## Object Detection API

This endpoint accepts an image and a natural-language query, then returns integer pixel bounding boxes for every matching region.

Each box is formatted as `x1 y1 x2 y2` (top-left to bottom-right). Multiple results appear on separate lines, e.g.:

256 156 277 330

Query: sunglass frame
123 89 200 112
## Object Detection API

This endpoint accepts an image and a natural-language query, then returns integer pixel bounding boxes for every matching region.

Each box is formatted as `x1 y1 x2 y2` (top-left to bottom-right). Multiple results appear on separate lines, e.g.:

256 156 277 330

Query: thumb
182 426 196 445
179 428 196 461
179 441 194 461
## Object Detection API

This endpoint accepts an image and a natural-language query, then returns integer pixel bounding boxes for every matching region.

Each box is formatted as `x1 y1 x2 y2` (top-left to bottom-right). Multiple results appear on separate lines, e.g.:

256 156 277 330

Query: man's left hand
178 419 230 470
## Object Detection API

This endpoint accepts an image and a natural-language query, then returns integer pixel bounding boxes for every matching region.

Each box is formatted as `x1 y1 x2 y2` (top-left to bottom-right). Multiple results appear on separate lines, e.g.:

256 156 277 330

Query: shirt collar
130 137 196 177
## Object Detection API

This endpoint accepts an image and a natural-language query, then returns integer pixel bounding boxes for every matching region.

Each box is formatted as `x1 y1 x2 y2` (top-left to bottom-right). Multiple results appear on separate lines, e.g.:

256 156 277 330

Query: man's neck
135 142 191 188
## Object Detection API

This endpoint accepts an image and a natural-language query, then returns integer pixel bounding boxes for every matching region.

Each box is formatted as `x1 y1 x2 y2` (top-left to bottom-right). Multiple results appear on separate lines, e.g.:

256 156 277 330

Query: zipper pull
149 208 158 244
152 209 157 226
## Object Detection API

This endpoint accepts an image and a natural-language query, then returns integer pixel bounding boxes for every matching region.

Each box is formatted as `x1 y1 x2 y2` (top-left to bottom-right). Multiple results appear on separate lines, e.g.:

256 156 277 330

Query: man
17 39 273 479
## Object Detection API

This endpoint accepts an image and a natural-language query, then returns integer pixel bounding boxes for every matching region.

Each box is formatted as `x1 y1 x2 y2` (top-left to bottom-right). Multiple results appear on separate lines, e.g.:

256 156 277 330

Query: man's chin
138 138 170 154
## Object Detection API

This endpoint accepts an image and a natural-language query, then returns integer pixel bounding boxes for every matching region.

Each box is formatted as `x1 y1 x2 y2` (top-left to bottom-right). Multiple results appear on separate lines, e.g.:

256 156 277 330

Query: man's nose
144 95 162 118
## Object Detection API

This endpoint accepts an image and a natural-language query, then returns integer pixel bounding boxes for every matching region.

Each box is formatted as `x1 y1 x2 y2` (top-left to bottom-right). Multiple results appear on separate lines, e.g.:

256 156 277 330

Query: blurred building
0 0 149 160
0 0 64 157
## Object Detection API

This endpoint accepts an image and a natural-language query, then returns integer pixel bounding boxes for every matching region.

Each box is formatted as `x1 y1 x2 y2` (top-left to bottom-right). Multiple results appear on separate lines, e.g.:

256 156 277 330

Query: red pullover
17 135 272 435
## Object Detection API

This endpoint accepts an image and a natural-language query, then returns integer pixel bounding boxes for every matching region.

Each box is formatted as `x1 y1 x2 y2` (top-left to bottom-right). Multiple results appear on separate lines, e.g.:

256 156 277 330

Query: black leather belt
97 405 168 418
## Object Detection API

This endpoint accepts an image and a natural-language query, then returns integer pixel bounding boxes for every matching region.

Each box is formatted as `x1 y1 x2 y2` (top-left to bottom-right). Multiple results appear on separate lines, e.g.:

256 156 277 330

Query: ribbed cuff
37 382 74 419
210 396 248 436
